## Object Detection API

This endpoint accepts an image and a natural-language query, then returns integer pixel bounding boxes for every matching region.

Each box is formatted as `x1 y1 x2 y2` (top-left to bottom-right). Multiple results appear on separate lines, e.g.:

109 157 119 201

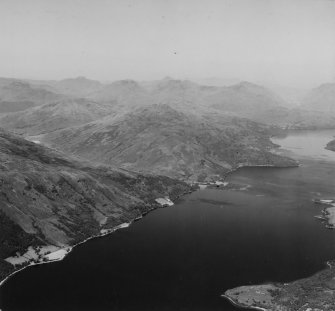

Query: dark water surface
1 130 335 311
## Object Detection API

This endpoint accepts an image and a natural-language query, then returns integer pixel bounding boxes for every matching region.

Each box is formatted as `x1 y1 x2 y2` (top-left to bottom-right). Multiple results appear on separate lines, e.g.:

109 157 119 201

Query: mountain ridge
39 104 298 181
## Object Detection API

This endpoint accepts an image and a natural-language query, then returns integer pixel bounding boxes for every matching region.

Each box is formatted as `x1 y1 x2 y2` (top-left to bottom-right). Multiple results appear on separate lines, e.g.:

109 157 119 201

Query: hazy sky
1 0 335 87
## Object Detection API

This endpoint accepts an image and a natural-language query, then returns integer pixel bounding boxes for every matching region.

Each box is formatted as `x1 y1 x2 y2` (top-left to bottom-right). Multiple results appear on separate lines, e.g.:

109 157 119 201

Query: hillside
301 83 335 112
40 104 297 181
0 81 62 113
0 98 115 135
0 128 191 281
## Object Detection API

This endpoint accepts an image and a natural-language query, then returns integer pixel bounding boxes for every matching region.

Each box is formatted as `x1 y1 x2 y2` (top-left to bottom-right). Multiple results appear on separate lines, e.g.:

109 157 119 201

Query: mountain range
1 75 334 284
1 77 334 130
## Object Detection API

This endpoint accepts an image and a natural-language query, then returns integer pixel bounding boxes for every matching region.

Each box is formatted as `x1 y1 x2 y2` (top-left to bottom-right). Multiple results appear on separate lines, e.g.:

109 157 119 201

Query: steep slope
0 128 191 281
301 83 335 112
0 98 115 135
0 81 63 113
41 104 297 181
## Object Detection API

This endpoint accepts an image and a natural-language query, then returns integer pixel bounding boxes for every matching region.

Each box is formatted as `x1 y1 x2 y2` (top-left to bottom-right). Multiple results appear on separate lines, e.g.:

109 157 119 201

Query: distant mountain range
1 76 335 133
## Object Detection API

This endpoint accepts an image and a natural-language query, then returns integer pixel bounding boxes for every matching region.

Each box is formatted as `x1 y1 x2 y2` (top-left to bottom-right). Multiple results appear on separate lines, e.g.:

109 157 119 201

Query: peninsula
223 260 335 311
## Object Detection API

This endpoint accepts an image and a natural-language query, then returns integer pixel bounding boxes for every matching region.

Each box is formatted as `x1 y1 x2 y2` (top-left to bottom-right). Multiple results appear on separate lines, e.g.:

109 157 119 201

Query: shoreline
194 162 298 190
222 259 335 311
0 221 132 288
0 161 300 295
224 162 300 182
221 294 267 311
0 193 188 289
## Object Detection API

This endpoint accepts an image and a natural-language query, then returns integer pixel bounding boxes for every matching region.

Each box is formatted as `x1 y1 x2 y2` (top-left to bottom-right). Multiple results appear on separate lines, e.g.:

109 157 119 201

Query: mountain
89 79 148 102
2 77 335 141
0 98 115 135
207 81 287 122
88 78 289 118
206 81 335 129
0 81 63 113
141 78 291 124
40 104 297 181
265 84 308 108
149 78 216 110
49 77 103 97
301 83 335 112
0 128 191 281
